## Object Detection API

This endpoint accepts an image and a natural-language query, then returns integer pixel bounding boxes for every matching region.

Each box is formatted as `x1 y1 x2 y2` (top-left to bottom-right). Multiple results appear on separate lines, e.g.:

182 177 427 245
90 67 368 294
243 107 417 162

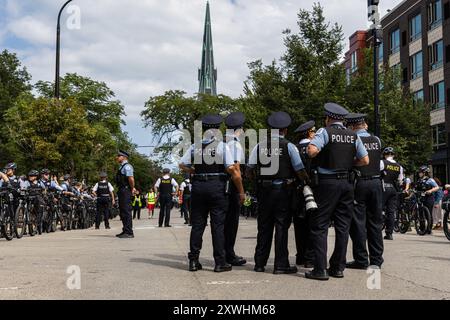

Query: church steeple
198 1 217 96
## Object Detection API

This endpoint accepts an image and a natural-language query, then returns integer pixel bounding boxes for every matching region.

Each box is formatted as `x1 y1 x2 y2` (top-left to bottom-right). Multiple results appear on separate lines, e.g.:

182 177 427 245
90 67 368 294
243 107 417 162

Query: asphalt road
1 209 450 300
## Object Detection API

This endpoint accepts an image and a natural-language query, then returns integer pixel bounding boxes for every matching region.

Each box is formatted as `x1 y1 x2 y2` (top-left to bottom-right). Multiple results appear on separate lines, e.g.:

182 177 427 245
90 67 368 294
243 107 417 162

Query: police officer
179 114 245 273
154 168 179 227
0 163 20 190
40 169 64 192
92 172 115 230
381 147 403 240
179 177 192 225
247 111 308 274
345 113 384 269
306 103 369 281
224 111 247 267
115 150 136 238
416 165 440 234
292 120 316 268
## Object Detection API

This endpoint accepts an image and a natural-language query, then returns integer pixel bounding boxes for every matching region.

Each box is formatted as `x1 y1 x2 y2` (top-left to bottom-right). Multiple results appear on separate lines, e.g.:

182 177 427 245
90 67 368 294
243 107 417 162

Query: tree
0 50 32 162
5 97 97 175
243 3 347 139
141 91 238 155
35 73 125 139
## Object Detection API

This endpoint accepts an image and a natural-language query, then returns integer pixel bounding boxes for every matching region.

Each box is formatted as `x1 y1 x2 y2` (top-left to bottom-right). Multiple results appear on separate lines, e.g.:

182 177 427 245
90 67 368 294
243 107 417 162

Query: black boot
188 254 202 272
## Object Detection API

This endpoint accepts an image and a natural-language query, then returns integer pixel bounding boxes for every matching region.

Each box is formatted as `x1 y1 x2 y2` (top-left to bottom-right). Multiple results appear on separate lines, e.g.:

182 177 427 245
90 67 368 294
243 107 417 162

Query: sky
0 0 399 161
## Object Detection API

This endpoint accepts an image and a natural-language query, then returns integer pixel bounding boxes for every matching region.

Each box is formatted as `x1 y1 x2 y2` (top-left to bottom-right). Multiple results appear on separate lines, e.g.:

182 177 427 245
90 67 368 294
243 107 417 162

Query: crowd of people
171 103 449 280
2 103 447 282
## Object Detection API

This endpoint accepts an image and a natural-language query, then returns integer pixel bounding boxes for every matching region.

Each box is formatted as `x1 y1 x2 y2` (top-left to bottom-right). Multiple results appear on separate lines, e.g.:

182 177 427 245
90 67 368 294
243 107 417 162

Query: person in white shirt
154 168 179 227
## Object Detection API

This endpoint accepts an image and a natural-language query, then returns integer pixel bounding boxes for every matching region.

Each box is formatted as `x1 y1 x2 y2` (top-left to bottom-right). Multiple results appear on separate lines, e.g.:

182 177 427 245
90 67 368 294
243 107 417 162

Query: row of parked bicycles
0 187 101 241
391 189 450 241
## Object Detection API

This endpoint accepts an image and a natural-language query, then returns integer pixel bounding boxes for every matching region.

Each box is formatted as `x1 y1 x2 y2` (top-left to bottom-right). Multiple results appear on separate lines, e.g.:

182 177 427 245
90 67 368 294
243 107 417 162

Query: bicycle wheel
1 206 14 241
28 207 38 237
398 210 410 234
14 205 26 239
443 211 450 241
415 206 431 236
57 208 66 231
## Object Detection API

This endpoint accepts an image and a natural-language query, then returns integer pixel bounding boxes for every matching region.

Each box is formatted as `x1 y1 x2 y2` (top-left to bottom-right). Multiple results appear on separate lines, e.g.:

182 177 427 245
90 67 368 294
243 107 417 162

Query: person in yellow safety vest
243 192 252 219
132 190 144 220
146 187 157 219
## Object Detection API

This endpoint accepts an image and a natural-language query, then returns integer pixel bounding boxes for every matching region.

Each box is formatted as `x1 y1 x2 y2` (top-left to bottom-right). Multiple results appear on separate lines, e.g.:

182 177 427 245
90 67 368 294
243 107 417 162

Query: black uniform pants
181 195 191 223
310 178 354 272
254 185 293 269
349 179 384 267
158 194 172 227
118 187 133 235
423 195 435 233
293 206 315 265
96 197 110 228
189 180 228 266
383 187 397 235
133 207 141 219
225 190 241 261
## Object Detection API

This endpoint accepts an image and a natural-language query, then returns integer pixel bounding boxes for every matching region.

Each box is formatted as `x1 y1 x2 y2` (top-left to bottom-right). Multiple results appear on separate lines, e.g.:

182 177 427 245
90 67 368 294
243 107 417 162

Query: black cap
324 103 349 120
63 174 71 180
41 168 50 175
118 150 130 158
99 172 107 178
345 113 367 124
225 112 245 129
267 112 292 129
295 120 315 134
201 114 223 129
162 168 171 174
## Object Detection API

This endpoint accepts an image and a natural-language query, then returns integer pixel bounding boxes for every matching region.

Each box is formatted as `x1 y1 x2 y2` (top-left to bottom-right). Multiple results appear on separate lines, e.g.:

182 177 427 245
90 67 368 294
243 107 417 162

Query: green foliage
35 73 125 138
0 50 32 162
141 90 238 155
243 3 347 140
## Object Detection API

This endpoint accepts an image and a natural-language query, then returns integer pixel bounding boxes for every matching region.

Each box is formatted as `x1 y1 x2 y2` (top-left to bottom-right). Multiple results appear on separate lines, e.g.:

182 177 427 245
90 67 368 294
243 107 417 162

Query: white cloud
1 0 402 147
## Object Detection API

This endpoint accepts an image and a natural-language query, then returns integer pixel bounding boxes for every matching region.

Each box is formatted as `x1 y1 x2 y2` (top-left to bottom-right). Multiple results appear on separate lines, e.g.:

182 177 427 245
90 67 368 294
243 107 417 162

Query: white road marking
206 280 271 285
0 287 19 290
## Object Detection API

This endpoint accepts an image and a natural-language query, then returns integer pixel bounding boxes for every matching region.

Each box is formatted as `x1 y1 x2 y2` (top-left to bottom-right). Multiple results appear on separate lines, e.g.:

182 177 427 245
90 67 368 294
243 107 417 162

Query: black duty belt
319 173 349 180
358 175 381 180
193 174 227 182
258 179 296 189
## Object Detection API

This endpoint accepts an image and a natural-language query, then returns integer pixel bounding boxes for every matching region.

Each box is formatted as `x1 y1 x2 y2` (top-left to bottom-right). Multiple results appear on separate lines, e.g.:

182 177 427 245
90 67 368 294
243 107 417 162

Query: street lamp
368 0 382 137
55 0 73 99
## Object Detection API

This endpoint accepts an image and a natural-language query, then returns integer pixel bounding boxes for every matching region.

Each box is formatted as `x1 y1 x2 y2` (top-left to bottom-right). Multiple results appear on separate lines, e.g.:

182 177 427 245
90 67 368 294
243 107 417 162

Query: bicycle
409 190 432 236
0 187 15 241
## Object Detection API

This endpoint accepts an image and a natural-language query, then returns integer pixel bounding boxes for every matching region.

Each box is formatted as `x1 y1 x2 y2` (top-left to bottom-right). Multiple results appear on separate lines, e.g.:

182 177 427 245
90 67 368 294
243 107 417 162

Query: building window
410 51 423 79
390 29 400 54
429 40 443 70
430 81 445 110
432 123 446 150
413 89 424 103
428 0 443 30
350 51 358 73
409 14 422 41
346 68 351 85
378 42 384 63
